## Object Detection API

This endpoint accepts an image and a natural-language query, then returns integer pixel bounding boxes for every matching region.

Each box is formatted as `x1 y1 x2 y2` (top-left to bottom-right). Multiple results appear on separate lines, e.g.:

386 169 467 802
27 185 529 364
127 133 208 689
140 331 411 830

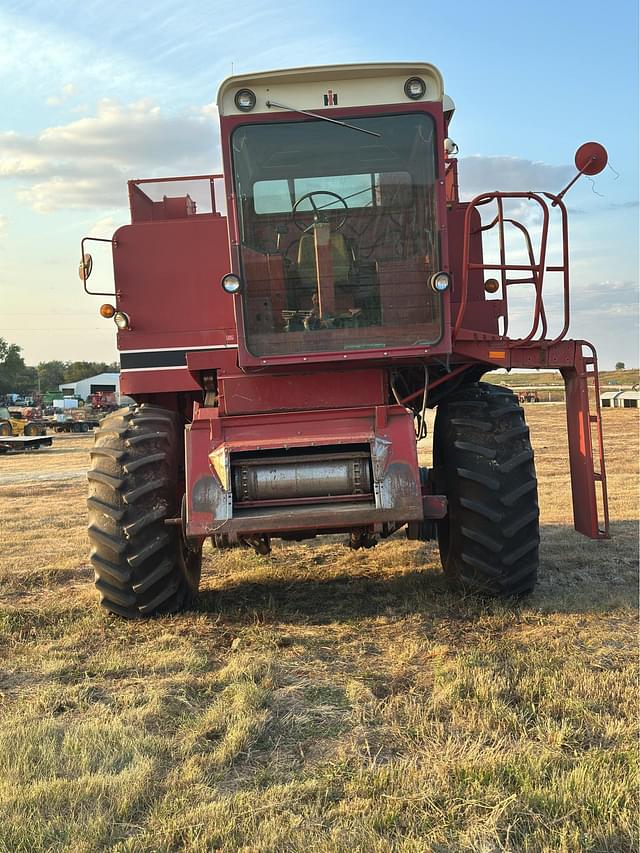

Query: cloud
0 8 170 105
89 215 120 238
0 215 7 241
606 200 639 211
197 102 219 120
571 279 639 317
0 3 357 113
457 155 574 198
535 278 639 323
46 82 76 107
0 99 220 211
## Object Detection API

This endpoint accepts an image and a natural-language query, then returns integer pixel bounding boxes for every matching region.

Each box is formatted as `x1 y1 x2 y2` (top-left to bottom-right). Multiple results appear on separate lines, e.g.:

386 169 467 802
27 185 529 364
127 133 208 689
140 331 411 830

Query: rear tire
0 421 12 437
434 382 539 596
24 422 40 437
87 404 202 618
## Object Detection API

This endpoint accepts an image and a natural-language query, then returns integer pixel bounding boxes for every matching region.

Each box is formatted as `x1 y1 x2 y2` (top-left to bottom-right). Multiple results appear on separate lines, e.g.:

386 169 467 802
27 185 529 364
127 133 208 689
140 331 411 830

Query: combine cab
80 62 610 618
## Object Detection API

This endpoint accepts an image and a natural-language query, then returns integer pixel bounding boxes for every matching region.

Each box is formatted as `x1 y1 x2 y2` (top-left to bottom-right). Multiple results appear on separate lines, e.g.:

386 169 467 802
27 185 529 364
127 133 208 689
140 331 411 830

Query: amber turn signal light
100 304 116 318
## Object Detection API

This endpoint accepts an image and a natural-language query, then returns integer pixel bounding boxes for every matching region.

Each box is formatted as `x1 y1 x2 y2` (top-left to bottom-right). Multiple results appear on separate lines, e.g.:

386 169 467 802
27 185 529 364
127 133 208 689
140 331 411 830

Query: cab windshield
231 112 442 357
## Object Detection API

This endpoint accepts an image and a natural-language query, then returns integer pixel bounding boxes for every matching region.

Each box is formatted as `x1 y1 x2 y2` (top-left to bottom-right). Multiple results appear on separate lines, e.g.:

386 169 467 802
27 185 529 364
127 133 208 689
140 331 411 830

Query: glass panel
255 175 375 213
232 113 442 357
254 180 292 214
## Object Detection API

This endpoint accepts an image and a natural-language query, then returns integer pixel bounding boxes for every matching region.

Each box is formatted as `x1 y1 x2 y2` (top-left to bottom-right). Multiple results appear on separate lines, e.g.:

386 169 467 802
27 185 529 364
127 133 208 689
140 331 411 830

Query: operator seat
296 232 353 289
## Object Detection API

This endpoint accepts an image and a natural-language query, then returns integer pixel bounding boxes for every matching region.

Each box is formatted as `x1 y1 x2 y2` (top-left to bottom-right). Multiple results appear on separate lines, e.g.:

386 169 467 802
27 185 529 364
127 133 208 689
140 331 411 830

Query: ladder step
589 415 598 423
593 473 602 482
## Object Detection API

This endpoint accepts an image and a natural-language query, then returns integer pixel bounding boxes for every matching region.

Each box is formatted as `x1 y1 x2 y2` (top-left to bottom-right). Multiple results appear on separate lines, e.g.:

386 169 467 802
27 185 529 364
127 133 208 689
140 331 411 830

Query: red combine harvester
89 391 118 412
80 63 610 618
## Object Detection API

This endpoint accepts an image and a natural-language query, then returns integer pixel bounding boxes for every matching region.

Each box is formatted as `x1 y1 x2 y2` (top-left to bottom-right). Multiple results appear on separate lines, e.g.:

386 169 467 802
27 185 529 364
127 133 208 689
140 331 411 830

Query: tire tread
87 403 201 618
435 381 539 597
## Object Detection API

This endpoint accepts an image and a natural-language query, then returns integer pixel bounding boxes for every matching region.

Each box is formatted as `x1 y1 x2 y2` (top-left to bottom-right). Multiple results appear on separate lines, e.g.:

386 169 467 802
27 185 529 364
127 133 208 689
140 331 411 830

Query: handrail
453 191 569 347
128 174 225 217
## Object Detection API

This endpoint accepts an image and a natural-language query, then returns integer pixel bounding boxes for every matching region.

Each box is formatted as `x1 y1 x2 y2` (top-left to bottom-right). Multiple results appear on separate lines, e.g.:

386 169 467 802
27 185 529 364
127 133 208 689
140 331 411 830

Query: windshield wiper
265 99 381 138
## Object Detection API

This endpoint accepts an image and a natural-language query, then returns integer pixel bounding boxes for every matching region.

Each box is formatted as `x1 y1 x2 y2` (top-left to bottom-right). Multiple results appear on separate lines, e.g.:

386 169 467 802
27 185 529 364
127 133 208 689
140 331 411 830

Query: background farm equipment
50 411 99 433
0 406 52 453
0 406 48 438
518 390 540 404
88 390 118 412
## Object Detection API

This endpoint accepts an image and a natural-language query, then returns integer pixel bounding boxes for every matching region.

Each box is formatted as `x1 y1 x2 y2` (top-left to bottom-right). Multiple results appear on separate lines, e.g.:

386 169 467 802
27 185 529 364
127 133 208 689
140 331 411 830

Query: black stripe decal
121 347 237 370
119 349 205 370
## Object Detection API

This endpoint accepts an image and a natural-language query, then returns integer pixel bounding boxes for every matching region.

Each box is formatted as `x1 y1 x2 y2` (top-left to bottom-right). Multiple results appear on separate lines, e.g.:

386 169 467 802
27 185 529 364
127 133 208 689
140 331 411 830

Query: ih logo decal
323 90 338 106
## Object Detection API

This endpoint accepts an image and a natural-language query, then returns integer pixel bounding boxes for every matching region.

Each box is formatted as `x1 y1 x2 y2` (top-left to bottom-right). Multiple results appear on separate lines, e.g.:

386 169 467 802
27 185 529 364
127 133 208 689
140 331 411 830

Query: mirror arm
551 159 597 207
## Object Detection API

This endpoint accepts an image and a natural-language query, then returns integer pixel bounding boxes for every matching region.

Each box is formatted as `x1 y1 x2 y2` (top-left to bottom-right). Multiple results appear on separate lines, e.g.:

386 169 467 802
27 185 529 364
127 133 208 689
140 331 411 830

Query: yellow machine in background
0 407 47 437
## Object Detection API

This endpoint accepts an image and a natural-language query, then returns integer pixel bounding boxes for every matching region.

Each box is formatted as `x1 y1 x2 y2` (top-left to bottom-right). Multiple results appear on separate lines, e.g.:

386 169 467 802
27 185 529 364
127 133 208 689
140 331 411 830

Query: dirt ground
0 406 637 852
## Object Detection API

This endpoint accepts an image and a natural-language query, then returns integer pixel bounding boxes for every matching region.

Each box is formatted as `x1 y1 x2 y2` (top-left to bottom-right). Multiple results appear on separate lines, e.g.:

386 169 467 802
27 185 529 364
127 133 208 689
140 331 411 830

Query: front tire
87 404 201 618
434 382 539 596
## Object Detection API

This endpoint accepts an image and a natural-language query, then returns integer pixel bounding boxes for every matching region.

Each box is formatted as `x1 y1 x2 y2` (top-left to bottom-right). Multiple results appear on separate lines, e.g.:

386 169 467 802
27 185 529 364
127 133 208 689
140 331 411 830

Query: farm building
601 391 623 408
600 389 639 408
616 390 639 408
59 372 120 401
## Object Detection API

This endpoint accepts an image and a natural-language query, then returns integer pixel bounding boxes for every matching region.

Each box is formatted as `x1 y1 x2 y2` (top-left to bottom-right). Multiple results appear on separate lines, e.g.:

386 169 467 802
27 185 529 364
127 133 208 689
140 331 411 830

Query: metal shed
600 391 623 408
58 372 120 402
615 389 639 408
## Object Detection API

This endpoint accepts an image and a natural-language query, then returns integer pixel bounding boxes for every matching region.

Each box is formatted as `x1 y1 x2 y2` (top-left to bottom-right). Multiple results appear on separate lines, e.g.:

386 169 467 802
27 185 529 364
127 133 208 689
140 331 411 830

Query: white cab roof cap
217 62 445 117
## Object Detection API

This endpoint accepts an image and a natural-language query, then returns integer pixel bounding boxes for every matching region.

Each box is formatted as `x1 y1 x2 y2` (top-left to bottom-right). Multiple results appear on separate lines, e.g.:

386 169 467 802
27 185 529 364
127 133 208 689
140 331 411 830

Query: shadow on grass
198 566 450 625
196 520 638 625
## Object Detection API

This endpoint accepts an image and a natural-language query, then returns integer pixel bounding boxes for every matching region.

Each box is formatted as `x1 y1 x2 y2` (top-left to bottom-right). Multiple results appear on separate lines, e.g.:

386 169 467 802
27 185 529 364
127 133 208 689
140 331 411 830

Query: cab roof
217 62 446 117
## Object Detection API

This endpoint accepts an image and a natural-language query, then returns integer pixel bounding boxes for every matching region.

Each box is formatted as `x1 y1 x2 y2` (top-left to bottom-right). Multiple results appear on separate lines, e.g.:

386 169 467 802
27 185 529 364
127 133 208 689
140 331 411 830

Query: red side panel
219 368 386 415
113 215 236 396
114 215 233 345
447 203 503 335
120 367 201 396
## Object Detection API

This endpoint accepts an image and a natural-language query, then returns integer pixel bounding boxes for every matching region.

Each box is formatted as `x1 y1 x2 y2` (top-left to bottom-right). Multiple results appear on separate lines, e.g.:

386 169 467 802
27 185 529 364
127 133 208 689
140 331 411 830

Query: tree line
0 338 118 396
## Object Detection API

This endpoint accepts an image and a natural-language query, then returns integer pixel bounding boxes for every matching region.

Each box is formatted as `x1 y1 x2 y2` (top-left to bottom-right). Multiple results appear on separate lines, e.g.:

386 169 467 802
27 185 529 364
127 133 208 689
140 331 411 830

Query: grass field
486 368 639 389
0 405 638 852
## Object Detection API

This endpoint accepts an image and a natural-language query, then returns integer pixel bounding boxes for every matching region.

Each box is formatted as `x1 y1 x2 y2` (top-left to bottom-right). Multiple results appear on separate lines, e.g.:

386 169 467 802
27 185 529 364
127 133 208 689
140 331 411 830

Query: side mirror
553 141 609 205
574 141 608 176
78 253 93 281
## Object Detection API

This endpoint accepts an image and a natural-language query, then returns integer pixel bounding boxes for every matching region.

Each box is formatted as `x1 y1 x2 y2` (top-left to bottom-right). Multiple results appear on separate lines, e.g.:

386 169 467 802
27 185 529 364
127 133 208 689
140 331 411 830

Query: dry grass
0 407 637 852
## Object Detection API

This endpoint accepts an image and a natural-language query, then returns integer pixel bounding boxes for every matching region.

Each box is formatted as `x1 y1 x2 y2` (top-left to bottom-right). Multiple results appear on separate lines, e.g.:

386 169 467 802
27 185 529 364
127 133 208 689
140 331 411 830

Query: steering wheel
292 191 349 233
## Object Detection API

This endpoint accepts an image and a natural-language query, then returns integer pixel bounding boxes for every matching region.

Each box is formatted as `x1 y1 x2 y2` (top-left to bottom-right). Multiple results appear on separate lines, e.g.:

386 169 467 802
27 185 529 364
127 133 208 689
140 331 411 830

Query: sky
0 0 638 369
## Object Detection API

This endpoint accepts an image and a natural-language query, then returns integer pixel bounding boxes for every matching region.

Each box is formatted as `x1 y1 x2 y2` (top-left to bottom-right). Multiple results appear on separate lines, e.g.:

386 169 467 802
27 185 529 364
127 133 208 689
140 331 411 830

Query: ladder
562 342 610 539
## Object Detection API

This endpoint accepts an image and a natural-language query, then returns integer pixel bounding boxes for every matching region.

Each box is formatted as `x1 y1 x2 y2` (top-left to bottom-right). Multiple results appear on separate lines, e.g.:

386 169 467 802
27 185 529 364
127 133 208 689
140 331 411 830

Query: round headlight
430 271 451 293
404 77 426 100
221 273 242 294
234 89 256 112
484 278 500 294
113 311 130 330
